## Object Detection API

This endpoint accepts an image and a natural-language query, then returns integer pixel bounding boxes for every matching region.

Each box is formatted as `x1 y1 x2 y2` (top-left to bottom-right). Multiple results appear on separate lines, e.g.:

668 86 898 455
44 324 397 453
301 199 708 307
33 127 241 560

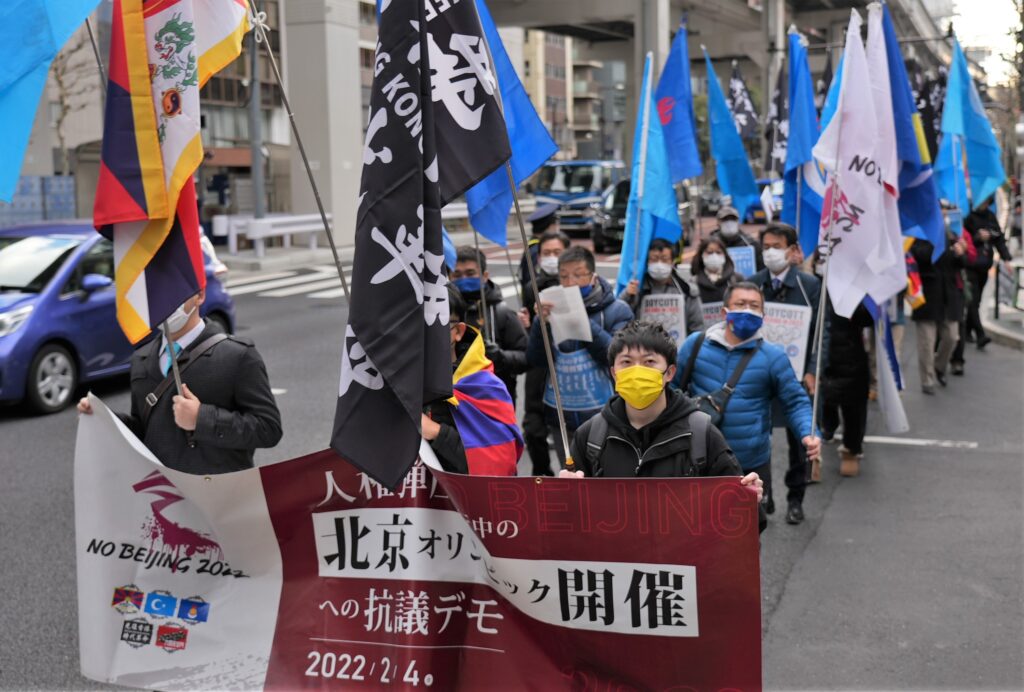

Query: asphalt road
1 240 1021 690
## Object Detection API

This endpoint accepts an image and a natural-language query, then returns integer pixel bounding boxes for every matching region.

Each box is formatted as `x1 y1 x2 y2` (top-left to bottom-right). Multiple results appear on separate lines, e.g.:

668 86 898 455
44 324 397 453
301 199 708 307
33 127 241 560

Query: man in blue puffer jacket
528 246 634 465
673 282 821 519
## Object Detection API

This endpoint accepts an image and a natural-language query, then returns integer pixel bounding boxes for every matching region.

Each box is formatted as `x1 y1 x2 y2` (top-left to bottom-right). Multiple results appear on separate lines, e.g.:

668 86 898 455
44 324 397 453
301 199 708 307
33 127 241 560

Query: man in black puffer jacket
451 247 528 404
560 322 765 531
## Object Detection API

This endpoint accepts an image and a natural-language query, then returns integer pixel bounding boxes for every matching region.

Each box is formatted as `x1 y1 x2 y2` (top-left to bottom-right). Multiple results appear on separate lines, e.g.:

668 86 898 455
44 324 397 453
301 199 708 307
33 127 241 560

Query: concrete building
10 0 968 242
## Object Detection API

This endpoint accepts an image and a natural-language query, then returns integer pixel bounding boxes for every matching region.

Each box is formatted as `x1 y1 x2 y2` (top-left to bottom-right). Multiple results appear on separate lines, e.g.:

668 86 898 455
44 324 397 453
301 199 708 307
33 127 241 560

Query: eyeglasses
728 300 763 311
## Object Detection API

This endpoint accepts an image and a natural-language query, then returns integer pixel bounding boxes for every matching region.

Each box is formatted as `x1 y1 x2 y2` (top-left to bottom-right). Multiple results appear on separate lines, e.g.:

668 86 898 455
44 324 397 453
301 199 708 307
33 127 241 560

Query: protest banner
639 293 688 344
726 246 757 277
696 302 811 377
76 396 762 690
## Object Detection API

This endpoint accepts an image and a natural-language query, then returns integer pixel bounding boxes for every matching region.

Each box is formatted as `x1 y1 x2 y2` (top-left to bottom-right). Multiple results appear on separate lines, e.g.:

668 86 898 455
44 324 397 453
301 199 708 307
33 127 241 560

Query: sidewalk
981 260 1024 351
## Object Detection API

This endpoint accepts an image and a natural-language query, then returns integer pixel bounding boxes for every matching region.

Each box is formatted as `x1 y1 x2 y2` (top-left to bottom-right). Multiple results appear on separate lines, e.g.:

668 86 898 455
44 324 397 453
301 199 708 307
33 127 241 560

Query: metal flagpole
245 2 350 302
808 27 850 483
631 52 655 282
466 4 574 470
506 164 574 468
471 229 490 341
85 18 107 98
503 245 524 306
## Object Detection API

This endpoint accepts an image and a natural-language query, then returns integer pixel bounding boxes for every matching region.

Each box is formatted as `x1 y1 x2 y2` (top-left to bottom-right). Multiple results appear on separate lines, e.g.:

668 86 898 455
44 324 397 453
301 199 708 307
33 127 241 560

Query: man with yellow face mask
561 322 764 507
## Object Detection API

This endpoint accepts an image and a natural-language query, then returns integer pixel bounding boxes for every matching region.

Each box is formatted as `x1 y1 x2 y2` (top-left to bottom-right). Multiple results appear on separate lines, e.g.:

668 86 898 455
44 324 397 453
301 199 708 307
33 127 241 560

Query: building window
359 2 376 26
360 47 375 69
524 60 530 77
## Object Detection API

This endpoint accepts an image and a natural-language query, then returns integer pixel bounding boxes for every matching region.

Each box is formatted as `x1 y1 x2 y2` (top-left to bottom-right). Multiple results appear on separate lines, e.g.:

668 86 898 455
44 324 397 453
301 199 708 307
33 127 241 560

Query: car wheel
208 311 232 334
27 344 78 414
592 230 606 254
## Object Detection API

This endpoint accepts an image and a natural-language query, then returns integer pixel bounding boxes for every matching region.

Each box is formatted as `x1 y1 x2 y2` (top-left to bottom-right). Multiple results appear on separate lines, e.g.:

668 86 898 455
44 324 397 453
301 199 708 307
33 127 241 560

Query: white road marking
224 270 296 288
260 278 343 298
271 388 287 395
862 435 979 449
228 269 336 296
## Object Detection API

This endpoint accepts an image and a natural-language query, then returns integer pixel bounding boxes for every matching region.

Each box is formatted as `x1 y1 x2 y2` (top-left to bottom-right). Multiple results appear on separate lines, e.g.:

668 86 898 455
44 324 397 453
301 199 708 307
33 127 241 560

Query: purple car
0 223 236 413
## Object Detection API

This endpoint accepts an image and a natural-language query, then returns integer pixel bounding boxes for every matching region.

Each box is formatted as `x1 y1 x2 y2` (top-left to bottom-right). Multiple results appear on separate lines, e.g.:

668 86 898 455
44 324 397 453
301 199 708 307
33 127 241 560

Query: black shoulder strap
678 332 706 391
141 333 228 429
688 410 711 473
584 415 609 475
720 341 761 395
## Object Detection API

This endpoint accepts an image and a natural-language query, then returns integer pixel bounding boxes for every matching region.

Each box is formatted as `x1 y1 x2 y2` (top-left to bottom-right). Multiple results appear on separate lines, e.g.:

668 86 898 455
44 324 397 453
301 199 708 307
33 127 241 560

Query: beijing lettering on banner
76 396 762 690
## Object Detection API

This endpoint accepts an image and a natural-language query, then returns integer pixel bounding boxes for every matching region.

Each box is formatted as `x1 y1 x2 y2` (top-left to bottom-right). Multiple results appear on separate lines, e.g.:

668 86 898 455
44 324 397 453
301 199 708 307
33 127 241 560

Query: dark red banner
260 451 762 691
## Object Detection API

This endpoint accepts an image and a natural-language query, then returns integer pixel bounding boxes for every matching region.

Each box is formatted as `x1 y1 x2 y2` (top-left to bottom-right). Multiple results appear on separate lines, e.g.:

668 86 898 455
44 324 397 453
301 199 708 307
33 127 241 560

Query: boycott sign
727 246 757 277
696 302 811 378
76 397 761 690
761 303 813 378
639 293 687 343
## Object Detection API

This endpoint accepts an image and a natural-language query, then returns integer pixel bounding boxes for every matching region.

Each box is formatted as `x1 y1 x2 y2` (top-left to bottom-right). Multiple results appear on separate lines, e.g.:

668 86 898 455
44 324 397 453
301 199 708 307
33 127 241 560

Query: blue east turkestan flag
464 0 557 246
882 4 945 260
935 38 1006 215
654 21 702 184
0 0 101 201
781 31 825 256
704 50 759 220
617 53 682 295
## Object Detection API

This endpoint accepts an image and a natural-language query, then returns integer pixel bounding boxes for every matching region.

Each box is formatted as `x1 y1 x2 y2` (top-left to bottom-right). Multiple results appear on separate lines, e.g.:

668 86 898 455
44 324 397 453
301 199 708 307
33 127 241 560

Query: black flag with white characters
331 0 510 489
763 58 788 175
726 61 759 140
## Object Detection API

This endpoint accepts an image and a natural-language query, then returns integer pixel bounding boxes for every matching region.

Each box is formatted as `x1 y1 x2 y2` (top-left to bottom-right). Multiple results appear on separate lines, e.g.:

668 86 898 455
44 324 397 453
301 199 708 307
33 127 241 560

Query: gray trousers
915 319 957 388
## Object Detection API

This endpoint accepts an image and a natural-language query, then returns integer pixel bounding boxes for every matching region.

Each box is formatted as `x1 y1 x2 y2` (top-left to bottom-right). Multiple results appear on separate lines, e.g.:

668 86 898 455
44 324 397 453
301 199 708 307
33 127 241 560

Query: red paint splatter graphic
133 471 221 563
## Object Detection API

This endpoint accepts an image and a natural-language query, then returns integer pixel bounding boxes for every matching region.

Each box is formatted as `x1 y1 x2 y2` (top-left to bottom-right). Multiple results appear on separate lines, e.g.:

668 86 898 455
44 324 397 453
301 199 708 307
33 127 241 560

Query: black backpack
582 410 711 477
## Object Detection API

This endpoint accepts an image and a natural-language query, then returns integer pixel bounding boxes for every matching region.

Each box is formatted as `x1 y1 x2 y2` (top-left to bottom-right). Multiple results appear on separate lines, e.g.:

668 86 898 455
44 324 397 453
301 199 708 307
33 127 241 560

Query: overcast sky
953 0 1018 84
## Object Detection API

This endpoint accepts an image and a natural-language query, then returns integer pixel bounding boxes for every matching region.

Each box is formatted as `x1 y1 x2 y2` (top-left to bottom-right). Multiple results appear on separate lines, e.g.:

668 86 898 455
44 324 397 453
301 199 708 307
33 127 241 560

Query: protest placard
639 293 687 344
727 246 756 277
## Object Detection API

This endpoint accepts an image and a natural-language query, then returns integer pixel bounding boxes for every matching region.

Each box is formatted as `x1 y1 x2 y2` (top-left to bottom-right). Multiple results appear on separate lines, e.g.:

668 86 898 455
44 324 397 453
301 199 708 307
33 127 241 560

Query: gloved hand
484 340 504 367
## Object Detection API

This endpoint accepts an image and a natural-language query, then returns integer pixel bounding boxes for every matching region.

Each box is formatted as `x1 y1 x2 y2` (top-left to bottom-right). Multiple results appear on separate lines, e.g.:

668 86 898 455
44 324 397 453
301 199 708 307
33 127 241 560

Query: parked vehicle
0 223 235 413
589 178 693 254
746 178 786 222
529 159 626 234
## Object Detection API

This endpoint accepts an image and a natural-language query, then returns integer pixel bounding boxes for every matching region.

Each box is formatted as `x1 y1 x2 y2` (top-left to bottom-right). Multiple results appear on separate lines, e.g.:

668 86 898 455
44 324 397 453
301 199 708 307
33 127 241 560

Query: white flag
813 9 906 318
874 316 909 434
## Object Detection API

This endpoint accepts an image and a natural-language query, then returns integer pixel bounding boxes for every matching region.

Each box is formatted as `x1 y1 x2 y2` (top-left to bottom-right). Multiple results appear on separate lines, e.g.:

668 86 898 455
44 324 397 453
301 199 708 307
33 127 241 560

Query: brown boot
839 448 860 477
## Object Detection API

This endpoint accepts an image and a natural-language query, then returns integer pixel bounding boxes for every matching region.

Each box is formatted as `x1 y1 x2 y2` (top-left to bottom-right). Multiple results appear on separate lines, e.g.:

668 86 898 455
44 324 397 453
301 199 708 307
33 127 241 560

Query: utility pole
249 27 266 219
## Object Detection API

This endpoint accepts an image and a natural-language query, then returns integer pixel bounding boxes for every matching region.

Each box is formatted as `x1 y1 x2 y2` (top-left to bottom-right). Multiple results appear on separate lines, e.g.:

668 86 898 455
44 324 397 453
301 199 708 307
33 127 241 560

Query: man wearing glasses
673 282 821 523
527 246 633 466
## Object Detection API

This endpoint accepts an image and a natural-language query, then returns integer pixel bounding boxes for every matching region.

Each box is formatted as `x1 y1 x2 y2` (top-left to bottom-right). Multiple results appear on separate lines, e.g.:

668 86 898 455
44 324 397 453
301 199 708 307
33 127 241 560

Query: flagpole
503 245 524 306
85 18 107 99
471 229 490 341
631 52 655 281
244 2 350 302
464 0 574 469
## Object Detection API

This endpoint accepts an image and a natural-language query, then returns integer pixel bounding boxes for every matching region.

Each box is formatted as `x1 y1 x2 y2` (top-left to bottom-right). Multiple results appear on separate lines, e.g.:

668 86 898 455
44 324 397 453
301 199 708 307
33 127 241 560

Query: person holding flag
78 0 283 475
423 286 523 476
620 238 705 336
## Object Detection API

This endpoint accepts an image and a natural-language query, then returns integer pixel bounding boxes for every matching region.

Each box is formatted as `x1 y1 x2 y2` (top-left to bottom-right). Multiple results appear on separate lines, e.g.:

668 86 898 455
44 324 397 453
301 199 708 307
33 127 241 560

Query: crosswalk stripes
224 266 521 301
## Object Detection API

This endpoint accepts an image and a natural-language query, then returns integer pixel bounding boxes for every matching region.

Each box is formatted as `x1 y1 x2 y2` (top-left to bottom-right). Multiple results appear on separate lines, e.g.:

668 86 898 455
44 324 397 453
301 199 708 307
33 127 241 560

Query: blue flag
781 32 825 256
441 225 457 271
704 50 759 220
882 5 945 259
617 53 682 295
935 39 1006 215
464 0 557 246
654 21 702 184
0 0 101 201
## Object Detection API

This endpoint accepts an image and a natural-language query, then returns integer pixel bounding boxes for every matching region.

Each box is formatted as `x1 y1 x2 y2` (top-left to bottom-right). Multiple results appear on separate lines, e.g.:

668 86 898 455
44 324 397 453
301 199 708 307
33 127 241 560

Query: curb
981 315 1024 351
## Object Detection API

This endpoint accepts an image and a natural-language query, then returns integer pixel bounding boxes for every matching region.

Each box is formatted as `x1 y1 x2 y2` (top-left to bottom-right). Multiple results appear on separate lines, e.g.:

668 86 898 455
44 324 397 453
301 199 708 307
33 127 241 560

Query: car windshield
0 235 82 293
536 164 604 193
605 180 630 209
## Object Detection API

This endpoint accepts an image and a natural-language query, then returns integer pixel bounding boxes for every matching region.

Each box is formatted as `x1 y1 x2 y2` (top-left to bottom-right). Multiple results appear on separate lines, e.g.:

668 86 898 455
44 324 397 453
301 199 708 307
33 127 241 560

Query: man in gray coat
78 289 282 474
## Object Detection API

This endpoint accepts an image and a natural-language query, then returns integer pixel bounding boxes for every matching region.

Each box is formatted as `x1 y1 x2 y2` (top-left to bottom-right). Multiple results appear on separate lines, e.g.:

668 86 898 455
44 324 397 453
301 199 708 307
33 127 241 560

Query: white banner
696 302 811 377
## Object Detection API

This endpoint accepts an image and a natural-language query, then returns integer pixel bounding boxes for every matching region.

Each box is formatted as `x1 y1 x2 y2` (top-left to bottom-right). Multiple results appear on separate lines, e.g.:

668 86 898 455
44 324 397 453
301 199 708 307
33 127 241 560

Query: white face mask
539 255 560 275
647 262 673 281
703 252 726 272
165 301 196 333
763 247 790 274
719 220 740 238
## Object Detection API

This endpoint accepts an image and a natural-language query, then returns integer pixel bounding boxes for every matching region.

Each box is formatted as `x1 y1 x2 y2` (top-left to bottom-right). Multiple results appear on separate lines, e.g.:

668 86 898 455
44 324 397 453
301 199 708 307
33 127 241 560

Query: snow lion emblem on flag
152 13 197 140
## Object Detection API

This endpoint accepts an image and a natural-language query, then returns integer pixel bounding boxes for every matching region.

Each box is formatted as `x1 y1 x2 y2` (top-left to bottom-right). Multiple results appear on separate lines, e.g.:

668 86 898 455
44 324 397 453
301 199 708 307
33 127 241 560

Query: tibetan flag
94 0 248 343
449 330 523 477
0 0 101 202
